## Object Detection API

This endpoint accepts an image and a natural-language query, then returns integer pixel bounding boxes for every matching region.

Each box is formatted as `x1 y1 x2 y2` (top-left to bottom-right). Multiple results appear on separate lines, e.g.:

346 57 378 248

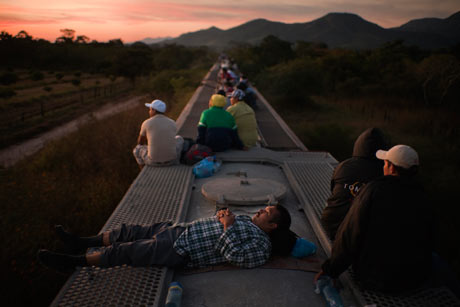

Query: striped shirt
173 215 271 268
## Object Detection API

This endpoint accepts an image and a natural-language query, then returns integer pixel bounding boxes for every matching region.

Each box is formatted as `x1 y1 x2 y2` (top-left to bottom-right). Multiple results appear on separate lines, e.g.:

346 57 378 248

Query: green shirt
198 106 237 129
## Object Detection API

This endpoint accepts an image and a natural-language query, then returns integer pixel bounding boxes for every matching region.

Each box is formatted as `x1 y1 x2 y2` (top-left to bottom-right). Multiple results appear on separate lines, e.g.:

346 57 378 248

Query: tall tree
56 29 75 44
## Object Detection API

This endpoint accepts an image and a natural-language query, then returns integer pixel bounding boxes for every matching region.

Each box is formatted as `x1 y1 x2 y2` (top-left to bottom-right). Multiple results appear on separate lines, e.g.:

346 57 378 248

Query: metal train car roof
51 64 459 306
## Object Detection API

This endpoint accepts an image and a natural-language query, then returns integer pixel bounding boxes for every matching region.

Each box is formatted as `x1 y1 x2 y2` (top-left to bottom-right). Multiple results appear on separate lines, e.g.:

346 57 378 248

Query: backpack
184 144 213 165
179 138 195 164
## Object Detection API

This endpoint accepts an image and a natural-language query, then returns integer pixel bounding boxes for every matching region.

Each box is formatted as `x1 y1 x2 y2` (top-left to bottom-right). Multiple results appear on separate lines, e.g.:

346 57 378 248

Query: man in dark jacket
316 145 434 293
321 128 387 240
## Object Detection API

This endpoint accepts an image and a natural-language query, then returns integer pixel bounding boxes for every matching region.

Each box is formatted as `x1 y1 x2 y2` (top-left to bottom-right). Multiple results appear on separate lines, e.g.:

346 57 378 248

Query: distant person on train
226 89 258 148
132 99 183 170
38 205 291 270
219 67 234 84
223 80 234 96
316 145 435 294
320 128 387 240
196 94 244 152
236 81 258 110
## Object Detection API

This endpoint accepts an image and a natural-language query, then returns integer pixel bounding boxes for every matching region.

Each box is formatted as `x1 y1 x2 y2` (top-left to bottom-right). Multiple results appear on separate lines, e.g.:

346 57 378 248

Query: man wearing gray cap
133 99 183 169
316 144 434 293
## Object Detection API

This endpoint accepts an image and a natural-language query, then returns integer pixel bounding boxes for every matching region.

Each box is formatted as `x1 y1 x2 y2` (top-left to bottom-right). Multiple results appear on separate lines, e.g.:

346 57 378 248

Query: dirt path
0 95 146 168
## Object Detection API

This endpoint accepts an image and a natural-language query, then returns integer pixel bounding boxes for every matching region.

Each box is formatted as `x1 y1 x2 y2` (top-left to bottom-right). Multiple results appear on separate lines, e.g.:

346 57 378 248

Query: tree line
0 29 214 83
228 35 460 109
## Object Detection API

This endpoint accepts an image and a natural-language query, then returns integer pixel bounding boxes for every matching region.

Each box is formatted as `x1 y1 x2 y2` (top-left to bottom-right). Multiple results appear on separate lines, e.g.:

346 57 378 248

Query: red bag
185 144 213 165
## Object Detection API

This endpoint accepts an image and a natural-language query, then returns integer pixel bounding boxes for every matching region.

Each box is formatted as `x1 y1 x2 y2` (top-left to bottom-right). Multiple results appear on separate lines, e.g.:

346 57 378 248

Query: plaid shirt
173 215 271 268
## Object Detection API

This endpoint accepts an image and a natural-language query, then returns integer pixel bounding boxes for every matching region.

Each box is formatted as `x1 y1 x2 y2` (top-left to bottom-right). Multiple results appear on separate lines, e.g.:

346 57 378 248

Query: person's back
321 145 434 294
345 175 433 292
321 127 387 239
142 114 177 162
197 94 243 152
133 99 183 169
227 90 258 148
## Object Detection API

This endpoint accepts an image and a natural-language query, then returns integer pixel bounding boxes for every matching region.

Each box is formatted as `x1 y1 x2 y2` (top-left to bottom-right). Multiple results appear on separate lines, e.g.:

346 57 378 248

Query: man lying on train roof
38 205 291 271
132 99 184 170
316 145 435 293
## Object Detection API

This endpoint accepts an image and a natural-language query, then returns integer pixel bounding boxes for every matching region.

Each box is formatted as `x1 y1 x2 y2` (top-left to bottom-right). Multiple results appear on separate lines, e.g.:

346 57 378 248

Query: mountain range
161 11 460 50
130 36 172 45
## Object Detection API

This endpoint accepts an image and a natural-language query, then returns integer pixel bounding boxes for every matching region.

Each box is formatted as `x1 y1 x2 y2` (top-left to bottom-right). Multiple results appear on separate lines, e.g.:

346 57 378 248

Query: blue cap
291 238 317 258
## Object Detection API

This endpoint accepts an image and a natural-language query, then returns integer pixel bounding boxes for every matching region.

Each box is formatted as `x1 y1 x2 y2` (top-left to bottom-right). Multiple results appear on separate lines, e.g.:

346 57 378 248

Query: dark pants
427 252 460 298
99 222 187 268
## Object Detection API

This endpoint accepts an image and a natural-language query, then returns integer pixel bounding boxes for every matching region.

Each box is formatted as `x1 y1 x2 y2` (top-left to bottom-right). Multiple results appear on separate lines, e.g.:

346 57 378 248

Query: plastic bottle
314 276 344 307
165 281 183 307
212 159 222 173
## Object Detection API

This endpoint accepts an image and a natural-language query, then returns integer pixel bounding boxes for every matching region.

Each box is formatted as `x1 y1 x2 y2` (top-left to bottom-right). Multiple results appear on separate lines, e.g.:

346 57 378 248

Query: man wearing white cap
316 144 435 294
133 99 183 169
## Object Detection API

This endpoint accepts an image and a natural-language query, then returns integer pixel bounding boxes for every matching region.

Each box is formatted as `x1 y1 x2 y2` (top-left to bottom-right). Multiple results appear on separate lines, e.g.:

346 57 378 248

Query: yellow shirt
226 101 258 147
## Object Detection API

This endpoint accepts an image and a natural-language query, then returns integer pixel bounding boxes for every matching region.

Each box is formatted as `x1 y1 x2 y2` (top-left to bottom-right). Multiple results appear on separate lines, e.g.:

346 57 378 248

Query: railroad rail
51 63 460 306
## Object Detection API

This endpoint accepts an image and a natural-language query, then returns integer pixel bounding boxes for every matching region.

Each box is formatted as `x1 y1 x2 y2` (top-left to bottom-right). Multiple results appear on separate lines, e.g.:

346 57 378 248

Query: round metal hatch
201 178 287 205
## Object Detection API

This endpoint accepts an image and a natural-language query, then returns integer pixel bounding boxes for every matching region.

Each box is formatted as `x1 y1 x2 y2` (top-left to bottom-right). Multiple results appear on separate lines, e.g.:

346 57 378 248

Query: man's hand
217 208 235 231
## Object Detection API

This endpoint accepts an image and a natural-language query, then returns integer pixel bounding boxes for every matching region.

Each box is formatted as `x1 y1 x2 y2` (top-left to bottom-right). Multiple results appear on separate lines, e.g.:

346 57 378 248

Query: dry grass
0 67 206 306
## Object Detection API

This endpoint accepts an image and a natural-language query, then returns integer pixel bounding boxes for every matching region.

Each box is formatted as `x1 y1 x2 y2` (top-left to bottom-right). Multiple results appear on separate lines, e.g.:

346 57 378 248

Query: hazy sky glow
0 0 458 42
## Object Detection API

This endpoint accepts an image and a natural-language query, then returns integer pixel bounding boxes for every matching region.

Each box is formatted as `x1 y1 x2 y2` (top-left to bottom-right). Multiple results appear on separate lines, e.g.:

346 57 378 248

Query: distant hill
394 11 460 45
164 12 460 49
130 37 172 45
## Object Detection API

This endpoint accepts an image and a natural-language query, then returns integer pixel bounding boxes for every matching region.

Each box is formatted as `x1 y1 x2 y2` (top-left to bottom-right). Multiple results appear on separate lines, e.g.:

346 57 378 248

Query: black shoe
55 225 103 252
37 249 85 273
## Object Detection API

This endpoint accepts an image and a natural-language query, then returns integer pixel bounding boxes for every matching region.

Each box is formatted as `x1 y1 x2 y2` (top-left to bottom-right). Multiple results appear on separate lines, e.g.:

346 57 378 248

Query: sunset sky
1 0 458 43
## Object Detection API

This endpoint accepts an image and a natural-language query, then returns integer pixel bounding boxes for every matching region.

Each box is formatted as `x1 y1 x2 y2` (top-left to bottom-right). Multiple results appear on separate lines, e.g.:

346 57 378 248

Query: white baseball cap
376 145 419 169
145 99 166 113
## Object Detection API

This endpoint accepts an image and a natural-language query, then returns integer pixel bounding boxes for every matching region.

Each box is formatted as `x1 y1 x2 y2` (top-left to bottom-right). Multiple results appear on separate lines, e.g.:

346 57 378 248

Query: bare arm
137 134 147 145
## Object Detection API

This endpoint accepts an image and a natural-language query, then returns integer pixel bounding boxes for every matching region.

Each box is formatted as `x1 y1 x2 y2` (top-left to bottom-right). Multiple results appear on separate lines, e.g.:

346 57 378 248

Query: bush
30 71 44 81
0 72 18 85
71 79 81 86
55 73 64 80
0 87 16 99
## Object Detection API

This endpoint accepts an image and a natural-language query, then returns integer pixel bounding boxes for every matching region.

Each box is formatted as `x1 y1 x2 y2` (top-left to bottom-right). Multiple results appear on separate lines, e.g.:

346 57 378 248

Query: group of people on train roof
37 55 460 301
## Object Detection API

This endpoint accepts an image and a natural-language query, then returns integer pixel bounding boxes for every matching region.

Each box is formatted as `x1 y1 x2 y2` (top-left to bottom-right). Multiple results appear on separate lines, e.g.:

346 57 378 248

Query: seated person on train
38 205 291 270
219 67 234 84
226 89 258 148
196 94 244 152
236 80 258 110
223 80 234 96
317 145 435 294
320 127 387 240
132 99 183 170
